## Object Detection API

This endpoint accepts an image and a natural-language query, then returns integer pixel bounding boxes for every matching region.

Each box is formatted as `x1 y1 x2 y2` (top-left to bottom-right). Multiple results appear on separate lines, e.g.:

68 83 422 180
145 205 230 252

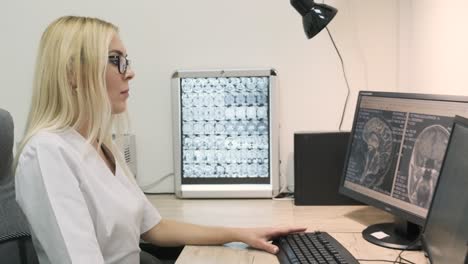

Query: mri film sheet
180 76 271 184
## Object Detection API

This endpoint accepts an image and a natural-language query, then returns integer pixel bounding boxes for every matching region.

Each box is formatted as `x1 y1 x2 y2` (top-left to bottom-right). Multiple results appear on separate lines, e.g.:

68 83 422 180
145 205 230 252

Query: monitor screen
422 116 468 264
339 91 468 249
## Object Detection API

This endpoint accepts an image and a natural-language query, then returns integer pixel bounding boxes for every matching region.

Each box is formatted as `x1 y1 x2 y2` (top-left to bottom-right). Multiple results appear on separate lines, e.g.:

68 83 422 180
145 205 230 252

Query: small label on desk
371 231 390 240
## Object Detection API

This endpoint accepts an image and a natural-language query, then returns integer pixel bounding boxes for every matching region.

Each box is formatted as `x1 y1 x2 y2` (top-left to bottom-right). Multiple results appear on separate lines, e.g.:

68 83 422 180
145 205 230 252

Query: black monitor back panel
294 132 362 205
422 116 468 264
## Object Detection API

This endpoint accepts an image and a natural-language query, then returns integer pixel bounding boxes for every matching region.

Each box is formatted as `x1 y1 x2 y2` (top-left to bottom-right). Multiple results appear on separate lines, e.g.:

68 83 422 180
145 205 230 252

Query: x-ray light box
171 69 279 198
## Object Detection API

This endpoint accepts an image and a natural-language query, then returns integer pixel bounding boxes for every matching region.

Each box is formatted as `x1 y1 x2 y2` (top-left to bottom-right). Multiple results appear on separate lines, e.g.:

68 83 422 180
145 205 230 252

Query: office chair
0 108 179 263
140 243 183 264
0 108 39 264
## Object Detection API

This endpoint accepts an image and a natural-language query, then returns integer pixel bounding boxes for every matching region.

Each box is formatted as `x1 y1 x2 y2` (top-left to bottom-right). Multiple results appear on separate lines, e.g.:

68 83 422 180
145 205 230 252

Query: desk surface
147 195 427 264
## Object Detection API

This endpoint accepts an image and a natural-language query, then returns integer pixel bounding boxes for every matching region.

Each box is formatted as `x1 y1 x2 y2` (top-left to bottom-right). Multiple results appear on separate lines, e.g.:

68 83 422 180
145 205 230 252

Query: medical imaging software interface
179 76 271 184
343 95 468 218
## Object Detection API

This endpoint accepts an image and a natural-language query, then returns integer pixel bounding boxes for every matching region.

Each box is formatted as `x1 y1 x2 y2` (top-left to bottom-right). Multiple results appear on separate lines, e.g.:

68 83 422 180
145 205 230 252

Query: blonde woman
14 16 305 264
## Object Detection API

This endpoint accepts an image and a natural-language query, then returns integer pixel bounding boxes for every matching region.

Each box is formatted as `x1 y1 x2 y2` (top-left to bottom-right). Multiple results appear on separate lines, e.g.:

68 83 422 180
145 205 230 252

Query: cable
325 26 351 132
394 248 417 264
276 75 291 196
139 172 174 193
357 244 418 264
272 192 294 200
357 259 409 264
399 256 416 264
392 234 422 264
356 232 419 264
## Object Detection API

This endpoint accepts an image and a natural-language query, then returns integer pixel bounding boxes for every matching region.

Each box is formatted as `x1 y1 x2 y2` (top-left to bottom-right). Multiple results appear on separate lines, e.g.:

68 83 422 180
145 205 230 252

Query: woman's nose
125 68 135 80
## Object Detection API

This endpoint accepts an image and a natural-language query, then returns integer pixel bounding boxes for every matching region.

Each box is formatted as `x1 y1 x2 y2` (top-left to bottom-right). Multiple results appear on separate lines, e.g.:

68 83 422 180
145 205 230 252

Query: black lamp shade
291 0 338 39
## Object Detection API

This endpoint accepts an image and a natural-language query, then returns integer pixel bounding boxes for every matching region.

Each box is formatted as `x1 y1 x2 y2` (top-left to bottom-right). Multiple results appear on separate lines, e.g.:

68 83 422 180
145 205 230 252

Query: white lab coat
15 128 161 264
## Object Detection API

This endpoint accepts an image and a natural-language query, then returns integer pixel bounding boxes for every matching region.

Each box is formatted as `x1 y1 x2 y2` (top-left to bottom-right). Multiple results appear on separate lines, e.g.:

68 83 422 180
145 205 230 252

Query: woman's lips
121 89 129 97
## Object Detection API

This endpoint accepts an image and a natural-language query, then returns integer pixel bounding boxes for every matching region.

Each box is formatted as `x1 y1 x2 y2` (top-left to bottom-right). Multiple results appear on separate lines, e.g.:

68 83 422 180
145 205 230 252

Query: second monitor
339 91 468 249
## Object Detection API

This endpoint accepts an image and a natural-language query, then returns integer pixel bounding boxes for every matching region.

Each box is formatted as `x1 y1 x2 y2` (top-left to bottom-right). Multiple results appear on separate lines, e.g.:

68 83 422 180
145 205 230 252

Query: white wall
399 0 468 95
1 0 399 193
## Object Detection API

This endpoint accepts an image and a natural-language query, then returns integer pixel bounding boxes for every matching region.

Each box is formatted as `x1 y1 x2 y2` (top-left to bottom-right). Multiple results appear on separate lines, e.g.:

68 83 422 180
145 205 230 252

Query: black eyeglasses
108 55 131 75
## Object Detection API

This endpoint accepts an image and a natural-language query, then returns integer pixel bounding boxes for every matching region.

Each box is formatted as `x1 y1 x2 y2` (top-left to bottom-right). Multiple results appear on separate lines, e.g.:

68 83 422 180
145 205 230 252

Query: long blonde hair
16 16 133 178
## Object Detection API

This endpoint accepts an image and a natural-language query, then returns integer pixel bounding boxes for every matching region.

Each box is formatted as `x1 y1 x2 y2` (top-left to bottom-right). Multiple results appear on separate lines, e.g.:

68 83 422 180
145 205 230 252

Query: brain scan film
408 125 449 208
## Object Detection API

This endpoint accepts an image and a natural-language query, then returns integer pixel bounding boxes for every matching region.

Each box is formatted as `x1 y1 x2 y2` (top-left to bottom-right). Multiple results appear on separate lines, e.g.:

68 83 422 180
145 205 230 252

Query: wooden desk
147 195 427 264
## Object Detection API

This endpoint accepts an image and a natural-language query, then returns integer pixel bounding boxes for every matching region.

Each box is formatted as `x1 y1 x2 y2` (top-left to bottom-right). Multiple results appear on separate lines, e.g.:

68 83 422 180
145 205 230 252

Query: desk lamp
291 0 350 131
290 0 337 39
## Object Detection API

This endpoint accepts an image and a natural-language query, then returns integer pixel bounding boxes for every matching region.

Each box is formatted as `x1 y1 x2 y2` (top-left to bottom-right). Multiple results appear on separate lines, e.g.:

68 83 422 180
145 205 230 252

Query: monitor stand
362 218 421 250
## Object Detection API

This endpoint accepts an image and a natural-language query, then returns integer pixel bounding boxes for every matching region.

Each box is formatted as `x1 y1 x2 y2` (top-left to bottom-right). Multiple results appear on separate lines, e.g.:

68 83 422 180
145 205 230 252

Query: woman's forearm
142 219 244 247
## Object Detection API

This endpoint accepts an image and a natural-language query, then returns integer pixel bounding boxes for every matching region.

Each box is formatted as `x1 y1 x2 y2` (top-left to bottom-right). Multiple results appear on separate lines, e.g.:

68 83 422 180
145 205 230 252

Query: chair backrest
0 108 39 263
0 108 14 182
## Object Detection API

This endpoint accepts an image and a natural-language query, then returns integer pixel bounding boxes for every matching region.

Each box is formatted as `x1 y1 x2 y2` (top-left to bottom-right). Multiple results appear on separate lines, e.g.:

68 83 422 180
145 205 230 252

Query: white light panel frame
171 69 279 198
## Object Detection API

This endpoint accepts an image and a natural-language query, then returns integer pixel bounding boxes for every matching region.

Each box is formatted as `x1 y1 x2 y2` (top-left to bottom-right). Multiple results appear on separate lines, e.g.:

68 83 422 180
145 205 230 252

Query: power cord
139 172 174 193
357 234 421 264
356 249 417 264
393 246 418 264
333 232 417 264
357 259 411 264
273 192 294 200
357 259 408 264
391 233 424 264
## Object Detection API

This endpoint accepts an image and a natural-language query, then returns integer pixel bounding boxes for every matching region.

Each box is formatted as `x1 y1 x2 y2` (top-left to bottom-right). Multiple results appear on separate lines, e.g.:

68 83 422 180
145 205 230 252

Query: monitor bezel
421 115 468 263
339 91 468 227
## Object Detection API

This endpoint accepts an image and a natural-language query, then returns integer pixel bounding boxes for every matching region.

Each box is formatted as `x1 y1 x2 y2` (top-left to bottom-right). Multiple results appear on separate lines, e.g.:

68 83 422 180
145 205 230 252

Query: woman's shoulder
25 129 68 150
16 130 72 172
20 128 95 163
19 129 82 162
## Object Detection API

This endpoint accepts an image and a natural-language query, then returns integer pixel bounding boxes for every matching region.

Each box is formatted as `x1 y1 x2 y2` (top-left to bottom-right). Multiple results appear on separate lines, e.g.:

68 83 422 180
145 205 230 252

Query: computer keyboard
273 231 359 264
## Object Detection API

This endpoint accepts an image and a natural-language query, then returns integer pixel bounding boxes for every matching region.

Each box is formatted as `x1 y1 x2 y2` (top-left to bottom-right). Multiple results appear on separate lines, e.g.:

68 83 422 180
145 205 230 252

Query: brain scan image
360 117 395 189
408 125 449 208
180 76 270 180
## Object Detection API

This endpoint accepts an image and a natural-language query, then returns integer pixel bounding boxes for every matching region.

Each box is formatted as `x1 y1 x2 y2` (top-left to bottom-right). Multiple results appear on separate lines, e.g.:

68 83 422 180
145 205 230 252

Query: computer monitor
422 115 468 264
339 91 468 249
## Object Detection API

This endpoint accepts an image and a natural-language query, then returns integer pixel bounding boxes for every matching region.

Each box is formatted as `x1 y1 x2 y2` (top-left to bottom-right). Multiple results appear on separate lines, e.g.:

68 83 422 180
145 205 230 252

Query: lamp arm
325 27 350 131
